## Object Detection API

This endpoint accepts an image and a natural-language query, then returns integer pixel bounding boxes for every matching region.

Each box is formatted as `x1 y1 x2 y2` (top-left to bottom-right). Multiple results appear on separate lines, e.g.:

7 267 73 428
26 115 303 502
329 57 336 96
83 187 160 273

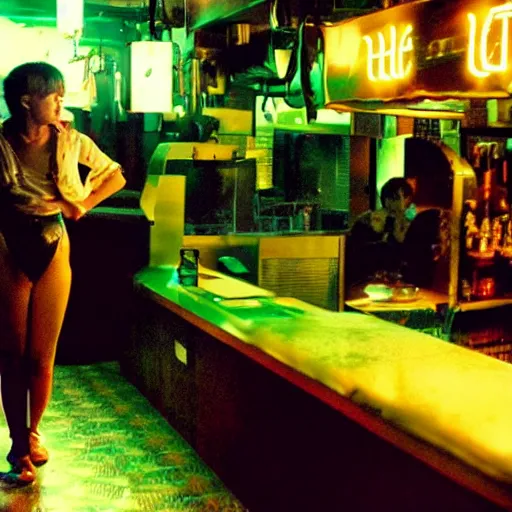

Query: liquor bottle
479 213 491 254
492 217 503 251
503 218 512 256
479 170 493 254
464 209 478 251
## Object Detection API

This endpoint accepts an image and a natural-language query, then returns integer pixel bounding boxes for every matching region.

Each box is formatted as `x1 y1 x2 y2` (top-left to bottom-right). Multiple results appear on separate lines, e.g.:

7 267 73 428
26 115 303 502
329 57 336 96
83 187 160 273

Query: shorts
0 210 65 282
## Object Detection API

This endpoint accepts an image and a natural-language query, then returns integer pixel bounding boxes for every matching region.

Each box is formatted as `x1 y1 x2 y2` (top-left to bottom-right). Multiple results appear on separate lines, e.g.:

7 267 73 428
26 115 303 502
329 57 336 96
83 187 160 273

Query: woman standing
0 62 126 483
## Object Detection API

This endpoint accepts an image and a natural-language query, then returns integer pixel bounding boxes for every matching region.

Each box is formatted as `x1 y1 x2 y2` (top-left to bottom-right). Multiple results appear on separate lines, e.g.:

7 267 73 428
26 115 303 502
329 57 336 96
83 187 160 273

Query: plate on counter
364 283 420 303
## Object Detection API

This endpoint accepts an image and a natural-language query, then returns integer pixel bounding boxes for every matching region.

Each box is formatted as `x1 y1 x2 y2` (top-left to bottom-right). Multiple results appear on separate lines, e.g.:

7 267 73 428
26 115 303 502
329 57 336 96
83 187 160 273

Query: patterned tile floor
0 363 247 512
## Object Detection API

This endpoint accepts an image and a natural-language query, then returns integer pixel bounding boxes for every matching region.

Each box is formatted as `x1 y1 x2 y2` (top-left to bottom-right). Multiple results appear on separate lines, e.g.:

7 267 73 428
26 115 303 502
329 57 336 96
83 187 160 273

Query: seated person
402 208 451 290
346 178 416 293
352 177 415 245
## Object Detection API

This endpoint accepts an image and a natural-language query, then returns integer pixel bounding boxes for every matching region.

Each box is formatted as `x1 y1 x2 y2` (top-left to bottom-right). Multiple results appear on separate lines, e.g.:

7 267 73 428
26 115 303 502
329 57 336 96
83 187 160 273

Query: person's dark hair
380 177 413 207
3 62 64 117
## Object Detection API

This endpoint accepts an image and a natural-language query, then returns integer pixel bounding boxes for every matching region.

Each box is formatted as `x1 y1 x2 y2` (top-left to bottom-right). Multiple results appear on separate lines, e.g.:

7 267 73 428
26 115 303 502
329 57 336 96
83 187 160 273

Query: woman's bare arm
52 168 126 221
82 168 126 212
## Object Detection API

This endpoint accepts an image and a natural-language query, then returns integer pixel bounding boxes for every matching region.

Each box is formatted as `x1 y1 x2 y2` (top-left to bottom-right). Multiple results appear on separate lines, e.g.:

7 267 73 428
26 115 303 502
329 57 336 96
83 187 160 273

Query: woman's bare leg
0 235 32 456
28 232 71 433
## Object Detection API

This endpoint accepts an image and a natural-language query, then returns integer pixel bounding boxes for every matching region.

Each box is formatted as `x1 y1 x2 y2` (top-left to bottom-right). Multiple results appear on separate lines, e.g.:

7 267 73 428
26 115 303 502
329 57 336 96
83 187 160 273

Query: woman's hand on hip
48 199 87 221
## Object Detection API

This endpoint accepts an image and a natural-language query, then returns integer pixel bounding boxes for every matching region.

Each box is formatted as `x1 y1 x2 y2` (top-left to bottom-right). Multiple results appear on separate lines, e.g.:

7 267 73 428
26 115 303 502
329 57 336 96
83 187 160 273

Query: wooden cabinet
124 294 198 445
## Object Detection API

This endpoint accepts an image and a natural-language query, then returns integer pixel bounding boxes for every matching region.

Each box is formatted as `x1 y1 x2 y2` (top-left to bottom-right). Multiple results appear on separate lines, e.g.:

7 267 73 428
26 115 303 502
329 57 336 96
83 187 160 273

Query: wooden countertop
346 289 449 313
134 265 512 509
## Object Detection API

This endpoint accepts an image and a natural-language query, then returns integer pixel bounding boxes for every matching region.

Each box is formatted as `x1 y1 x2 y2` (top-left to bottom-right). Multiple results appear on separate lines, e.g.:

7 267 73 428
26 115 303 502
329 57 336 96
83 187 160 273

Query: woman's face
25 90 64 125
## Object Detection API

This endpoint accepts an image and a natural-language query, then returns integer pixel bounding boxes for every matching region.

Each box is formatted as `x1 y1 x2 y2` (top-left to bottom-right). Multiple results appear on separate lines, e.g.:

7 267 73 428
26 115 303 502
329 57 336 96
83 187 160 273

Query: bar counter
345 288 448 337
124 265 512 511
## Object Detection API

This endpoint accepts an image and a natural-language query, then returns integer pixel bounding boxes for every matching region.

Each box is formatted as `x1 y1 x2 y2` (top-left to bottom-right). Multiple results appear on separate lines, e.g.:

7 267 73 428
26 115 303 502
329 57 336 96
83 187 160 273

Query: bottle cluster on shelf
461 141 512 301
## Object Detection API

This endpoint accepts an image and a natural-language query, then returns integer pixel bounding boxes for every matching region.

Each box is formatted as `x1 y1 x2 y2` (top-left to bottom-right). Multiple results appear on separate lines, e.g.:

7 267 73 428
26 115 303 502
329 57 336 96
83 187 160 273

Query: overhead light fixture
57 0 84 37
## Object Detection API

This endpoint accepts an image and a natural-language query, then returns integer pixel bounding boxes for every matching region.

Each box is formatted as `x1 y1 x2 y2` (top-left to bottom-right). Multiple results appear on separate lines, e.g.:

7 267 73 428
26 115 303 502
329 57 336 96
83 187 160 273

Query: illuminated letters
468 3 512 78
363 25 414 82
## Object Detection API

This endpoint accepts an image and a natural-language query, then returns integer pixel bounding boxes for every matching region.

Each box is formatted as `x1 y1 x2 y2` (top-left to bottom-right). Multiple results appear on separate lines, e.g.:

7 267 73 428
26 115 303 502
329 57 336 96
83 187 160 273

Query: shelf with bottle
460 150 512 302
461 218 512 303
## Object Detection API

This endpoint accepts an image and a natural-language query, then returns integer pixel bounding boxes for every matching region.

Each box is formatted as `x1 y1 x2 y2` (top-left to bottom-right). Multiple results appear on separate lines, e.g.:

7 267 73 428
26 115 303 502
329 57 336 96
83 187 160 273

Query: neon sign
363 24 414 82
468 3 512 78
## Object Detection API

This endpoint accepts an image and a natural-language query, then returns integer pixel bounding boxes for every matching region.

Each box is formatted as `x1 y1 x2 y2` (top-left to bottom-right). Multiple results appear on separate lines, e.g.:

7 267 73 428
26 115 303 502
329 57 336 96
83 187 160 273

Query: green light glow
315 109 351 126
130 42 173 113
57 0 83 35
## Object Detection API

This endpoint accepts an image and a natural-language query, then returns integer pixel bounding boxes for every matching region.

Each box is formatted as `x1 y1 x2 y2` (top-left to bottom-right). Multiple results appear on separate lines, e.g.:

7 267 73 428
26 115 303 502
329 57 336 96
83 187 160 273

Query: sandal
29 431 49 466
6 453 36 484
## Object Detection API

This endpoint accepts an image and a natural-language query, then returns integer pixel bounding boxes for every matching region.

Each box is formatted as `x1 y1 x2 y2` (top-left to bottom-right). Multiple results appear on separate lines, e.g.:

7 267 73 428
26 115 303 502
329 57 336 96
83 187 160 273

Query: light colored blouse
0 122 121 216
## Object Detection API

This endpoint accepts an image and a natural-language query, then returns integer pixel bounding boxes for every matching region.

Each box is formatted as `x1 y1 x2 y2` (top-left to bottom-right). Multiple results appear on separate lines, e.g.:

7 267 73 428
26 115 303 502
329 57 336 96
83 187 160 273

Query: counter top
135 265 512 507
346 289 448 313
88 206 147 219
231 229 350 237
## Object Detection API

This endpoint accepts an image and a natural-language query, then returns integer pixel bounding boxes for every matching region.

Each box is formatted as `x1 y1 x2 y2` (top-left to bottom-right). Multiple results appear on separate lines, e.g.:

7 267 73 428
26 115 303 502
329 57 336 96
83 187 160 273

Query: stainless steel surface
182 233 346 311
258 235 345 311
183 234 260 284
260 258 339 310
146 144 255 234
444 143 478 308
